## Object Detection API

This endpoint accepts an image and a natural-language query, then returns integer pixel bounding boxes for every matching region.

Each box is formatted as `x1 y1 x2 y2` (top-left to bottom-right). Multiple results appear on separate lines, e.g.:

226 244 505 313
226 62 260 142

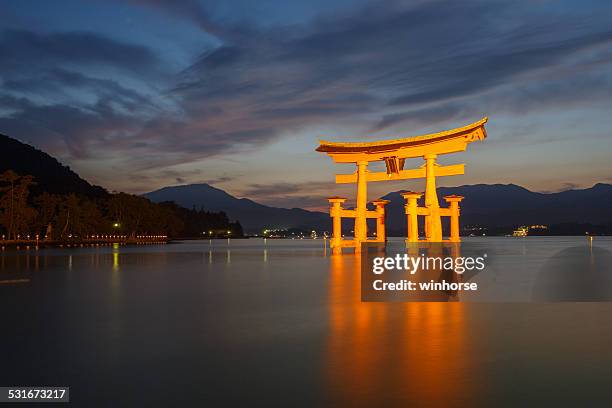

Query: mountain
145 182 612 235
144 184 329 233
1 133 608 235
0 133 107 197
382 183 612 234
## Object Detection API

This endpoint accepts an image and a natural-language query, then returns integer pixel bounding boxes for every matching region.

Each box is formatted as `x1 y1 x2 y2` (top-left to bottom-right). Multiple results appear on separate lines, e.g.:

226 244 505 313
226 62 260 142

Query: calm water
1 237 612 407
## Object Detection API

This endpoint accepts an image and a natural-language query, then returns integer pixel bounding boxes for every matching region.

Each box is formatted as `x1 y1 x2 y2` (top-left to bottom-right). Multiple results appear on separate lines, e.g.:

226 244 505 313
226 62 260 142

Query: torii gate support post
424 153 443 242
328 197 347 254
372 199 390 242
443 195 464 242
355 161 368 244
402 192 422 243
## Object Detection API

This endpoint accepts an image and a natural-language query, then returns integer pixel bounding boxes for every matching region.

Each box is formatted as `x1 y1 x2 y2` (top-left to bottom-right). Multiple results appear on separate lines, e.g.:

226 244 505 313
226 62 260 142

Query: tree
35 192 61 239
0 170 37 239
53 194 106 238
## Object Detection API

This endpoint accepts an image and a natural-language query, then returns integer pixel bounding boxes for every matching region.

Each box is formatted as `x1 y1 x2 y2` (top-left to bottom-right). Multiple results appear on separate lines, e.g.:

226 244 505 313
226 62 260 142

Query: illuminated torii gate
316 118 487 252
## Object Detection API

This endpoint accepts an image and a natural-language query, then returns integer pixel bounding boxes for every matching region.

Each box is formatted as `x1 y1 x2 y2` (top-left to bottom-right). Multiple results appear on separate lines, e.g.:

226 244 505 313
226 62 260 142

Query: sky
1 0 611 210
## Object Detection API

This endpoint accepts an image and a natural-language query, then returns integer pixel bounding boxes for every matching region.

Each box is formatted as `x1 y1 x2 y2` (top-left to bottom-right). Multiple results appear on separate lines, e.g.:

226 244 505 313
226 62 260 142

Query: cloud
372 104 468 132
0 29 161 74
201 176 234 185
240 181 335 197
1 1 612 193
0 102 141 158
169 0 612 140
387 27 612 107
561 182 580 191
0 28 173 159
125 0 247 42
236 181 340 210
371 71 612 132
256 194 331 211
3 69 159 112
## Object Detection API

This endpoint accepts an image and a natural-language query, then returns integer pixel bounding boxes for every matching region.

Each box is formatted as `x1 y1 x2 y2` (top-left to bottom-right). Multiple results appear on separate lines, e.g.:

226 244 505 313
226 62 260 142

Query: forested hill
0 134 243 239
0 133 107 197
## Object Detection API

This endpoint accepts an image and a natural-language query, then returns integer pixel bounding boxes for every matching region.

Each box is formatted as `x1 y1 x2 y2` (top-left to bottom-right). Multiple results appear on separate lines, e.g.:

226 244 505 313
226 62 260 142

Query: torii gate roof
316 117 488 163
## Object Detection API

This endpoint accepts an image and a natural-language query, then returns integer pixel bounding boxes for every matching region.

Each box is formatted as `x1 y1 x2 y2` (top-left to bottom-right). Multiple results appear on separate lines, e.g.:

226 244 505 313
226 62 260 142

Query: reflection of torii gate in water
316 118 488 253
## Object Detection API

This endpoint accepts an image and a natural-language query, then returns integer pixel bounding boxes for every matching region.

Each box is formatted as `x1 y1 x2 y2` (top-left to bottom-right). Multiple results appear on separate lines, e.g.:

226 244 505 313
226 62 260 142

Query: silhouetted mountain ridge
382 183 612 234
145 182 612 234
144 184 329 233
0 133 107 197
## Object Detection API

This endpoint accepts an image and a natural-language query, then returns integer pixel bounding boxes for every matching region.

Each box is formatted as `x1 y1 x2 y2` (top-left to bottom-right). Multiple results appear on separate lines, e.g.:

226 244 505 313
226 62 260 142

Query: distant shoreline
0 236 167 248
0 235 607 250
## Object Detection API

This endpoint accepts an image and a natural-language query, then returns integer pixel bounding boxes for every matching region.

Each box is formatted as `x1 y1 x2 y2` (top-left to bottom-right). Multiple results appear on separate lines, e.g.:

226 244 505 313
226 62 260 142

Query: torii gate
316 118 488 253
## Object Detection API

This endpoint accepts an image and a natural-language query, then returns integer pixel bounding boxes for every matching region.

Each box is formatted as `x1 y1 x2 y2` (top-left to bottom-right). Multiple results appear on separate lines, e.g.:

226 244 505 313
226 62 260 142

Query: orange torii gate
316 118 488 253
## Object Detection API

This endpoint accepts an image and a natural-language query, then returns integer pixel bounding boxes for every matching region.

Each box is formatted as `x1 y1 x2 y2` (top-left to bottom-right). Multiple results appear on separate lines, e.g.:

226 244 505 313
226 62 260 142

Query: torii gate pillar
424 153 442 242
402 191 422 243
444 195 464 243
372 199 390 241
354 161 368 243
328 197 347 253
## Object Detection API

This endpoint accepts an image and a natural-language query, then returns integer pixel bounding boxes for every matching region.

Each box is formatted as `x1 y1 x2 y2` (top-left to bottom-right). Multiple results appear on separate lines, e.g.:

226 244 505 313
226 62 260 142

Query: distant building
513 225 548 237
513 226 528 237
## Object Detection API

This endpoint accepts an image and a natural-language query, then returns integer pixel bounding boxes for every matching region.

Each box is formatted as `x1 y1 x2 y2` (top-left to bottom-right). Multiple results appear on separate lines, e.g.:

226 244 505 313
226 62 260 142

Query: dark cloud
539 182 583 194
389 30 612 106
3 69 158 112
256 194 331 211
561 182 580 191
237 181 339 209
169 0 612 140
372 104 468 132
0 29 161 73
1 1 612 192
0 28 168 158
133 169 235 188
240 181 335 197
125 0 257 43
0 102 140 158
372 57 612 131
201 176 234 185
